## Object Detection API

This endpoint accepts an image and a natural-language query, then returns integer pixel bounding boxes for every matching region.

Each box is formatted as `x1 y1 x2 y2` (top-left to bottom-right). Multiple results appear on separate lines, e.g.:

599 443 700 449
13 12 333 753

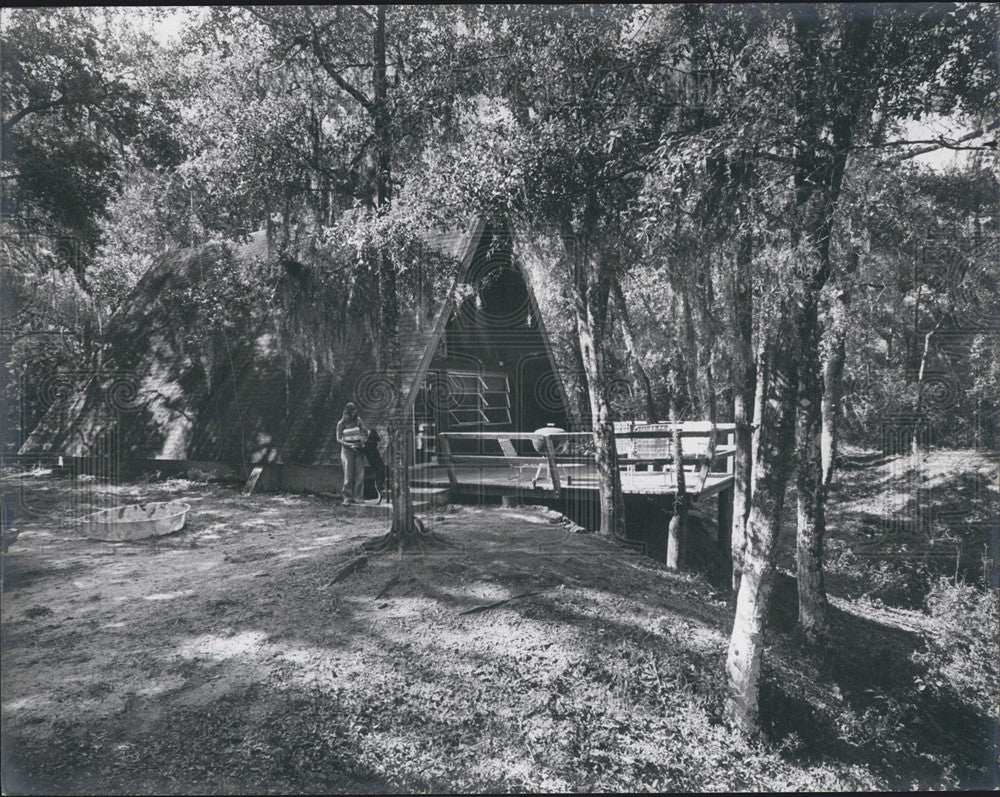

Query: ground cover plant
2 450 996 793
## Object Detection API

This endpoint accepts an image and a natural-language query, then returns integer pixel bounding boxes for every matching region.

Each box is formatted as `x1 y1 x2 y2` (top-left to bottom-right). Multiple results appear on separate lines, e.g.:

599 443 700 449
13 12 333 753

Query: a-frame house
20 218 575 498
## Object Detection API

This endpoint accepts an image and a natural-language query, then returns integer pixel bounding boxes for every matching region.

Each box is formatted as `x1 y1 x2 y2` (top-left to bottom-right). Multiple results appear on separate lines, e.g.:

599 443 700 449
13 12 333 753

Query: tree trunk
725 308 799 732
750 346 767 472
820 328 844 488
697 264 720 427
578 295 626 540
728 8 873 733
820 247 859 488
666 397 687 569
570 314 592 428
731 233 755 590
795 297 828 639
697 269 720 494
372 6 414 538
735 344 769 592
611 277 658 423
680 289 701 414
912 325 937 455
561 220 626 540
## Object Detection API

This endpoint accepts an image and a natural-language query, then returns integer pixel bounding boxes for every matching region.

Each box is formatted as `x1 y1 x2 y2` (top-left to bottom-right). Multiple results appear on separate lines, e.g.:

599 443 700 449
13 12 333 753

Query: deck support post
501 495 519 508
717 484 734 556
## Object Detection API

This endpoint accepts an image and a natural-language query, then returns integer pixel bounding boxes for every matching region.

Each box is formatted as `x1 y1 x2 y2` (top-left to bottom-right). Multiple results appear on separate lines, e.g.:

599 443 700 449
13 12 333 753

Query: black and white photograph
1 4 998 793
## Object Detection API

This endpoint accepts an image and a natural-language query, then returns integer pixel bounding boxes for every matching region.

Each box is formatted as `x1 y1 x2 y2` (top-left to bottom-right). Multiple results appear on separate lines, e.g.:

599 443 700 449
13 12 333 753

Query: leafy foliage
837 163 1000 447
2 8 183 275
914 576 1000 718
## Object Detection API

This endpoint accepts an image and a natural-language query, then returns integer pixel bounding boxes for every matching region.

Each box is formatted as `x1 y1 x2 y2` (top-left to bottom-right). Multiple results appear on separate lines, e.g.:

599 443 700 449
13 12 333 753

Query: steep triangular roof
20 215 574 469
399 218 485 415
399 218 571 425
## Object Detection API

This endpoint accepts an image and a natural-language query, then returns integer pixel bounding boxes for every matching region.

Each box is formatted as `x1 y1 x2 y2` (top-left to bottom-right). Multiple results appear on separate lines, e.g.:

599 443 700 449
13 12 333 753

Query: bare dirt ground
1 451 997 793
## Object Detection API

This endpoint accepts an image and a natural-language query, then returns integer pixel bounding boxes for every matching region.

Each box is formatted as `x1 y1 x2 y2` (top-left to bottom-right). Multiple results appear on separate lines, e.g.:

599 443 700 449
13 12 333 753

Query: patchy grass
1 452 997 793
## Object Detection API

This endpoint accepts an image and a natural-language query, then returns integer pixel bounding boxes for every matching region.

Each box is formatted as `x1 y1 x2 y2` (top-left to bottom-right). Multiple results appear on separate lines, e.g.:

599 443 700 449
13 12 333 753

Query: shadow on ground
761 573 998 790
2 462 997 792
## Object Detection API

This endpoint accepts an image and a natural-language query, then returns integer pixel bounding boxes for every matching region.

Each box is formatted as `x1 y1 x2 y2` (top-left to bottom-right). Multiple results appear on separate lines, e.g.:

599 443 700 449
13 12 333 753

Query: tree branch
310 34 374 114
871 128 997 162
303 7 375 115
2 94 69 136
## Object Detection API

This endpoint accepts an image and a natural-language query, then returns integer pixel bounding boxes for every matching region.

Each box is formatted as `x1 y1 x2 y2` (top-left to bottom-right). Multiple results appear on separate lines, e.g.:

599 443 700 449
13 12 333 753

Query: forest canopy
2 3 997 738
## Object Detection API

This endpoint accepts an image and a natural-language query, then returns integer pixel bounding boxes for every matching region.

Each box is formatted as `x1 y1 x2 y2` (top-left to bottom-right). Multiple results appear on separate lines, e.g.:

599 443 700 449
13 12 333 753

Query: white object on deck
530 424 568 454
82 501 190 542
530 425 567 488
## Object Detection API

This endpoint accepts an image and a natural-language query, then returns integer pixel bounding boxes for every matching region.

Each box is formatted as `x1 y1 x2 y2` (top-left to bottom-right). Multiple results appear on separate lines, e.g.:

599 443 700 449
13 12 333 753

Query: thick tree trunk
725 308 799 732
792 242 835 637
666 397 687 569
734 344 769 592
820 247 859 488
561 220 625 541
578 296 626 540
731 234 755 590
372 7 414 538
611 277 658 423
570 314 592 428
730 388 751 584
795 298 828 639
750 347 767 472
731 384 754 590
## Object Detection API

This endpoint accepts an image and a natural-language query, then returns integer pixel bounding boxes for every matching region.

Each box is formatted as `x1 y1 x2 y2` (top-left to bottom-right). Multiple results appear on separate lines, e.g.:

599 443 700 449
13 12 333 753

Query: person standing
337 402 368 504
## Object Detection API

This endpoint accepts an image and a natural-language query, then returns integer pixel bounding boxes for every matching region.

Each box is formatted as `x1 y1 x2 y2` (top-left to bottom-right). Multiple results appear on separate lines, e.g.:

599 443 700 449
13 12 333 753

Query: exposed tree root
327 554 370 585
374 570 400 599
326 520 455 589
458 589 546 616
361 531 454 553
360 518 455 554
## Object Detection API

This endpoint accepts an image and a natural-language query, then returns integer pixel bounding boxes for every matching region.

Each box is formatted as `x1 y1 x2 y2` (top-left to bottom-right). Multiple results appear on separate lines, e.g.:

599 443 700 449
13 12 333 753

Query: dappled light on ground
2 457 997 792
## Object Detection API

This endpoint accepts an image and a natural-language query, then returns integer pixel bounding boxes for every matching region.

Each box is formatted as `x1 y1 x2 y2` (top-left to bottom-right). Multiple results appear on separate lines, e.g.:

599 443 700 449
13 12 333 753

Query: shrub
913 576 999 717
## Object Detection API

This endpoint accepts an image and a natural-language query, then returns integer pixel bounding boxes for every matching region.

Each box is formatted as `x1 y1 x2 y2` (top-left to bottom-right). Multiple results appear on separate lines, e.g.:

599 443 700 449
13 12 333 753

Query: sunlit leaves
2 7 183 273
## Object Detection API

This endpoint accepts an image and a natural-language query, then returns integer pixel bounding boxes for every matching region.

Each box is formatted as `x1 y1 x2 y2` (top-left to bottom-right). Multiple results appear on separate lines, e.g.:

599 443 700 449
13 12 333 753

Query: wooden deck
414 424 737 502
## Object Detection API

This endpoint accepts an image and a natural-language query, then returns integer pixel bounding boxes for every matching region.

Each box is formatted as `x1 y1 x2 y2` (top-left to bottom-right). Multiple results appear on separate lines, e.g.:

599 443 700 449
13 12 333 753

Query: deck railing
434 423 735 498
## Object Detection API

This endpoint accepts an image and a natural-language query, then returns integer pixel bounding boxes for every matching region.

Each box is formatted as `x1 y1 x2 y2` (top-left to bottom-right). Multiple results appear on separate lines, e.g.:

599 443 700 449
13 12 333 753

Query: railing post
437 433 459 493
696 426 718 495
